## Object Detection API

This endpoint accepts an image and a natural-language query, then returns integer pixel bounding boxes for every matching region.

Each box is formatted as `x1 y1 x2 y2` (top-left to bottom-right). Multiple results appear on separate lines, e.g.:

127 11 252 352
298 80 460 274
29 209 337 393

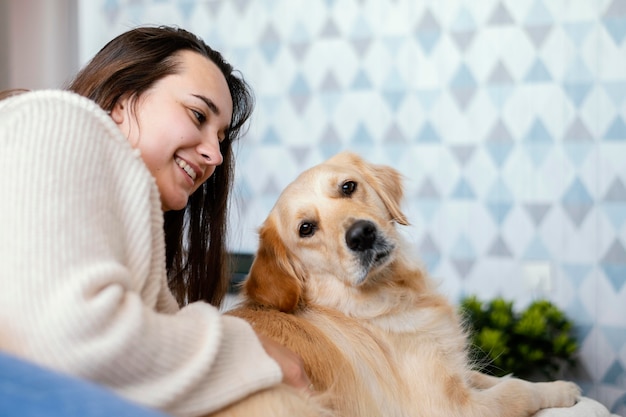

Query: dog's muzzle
346 220 393 279
346 220 378 252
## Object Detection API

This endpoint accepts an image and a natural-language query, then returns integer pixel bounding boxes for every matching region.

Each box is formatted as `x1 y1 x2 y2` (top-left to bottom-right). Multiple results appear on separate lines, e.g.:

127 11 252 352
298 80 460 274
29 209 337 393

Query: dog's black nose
346 220 377 251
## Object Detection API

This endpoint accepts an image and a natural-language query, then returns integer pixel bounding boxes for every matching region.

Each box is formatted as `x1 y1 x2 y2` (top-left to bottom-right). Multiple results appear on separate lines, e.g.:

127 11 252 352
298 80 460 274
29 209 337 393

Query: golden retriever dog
224 151 580 417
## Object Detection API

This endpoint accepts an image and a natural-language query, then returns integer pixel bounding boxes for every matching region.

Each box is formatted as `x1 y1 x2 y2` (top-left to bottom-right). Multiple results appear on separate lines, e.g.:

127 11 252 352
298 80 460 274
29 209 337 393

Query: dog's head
242 152 409 313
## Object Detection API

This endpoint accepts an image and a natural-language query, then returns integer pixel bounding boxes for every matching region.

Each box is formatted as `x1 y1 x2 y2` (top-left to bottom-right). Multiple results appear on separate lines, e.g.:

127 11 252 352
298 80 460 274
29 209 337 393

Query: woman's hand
257 333 313 394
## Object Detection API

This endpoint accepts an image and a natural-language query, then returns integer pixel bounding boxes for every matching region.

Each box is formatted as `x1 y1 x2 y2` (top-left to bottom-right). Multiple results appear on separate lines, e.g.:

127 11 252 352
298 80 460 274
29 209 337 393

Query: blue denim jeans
0 351 170 417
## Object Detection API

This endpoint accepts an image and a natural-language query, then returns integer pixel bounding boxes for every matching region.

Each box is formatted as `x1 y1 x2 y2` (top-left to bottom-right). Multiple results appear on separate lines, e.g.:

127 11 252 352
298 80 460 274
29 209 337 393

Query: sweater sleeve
0 90 282 417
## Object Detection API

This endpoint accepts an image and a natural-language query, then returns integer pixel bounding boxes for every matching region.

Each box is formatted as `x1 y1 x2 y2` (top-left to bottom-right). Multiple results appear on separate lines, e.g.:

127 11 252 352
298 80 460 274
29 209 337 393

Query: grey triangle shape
203 0 223 16
487 120 514 143
563 204 592 227
451 30 476 51
320 124 341 145
288 146 311 166
262 176 283 195
488 235 512 257
417 178 441 198
524 24 553 47
451 88 476 110
350 38 373 57
605 0 626 16
320 71 341 92
261 24 280 42
289 95 310 114
320 17 341 38
524 203 551 226
417 10 441 31
489 3 515 25
603 239 626 263
233 0 251 14
419 233 441 254
450 144 475 166
605 178 626 201
452 258 474 279
564 118 593 142
384 123 408 144
289 42 310 61
489 61 514 84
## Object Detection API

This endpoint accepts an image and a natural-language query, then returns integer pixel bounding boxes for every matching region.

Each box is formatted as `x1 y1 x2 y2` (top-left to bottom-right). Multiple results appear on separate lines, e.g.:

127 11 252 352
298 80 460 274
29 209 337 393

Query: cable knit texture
0 90 281 417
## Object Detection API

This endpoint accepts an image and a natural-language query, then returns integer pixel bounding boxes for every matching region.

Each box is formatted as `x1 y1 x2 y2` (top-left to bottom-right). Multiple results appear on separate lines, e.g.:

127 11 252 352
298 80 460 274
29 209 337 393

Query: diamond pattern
80 0 626 413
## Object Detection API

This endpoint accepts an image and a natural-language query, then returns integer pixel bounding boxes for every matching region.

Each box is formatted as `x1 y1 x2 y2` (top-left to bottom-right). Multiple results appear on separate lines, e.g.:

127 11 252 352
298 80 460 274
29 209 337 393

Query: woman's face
111 50 233 211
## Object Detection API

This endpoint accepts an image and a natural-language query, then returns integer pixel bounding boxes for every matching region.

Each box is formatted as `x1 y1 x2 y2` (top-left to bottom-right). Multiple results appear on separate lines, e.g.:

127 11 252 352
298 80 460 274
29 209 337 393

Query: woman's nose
197 134 223 166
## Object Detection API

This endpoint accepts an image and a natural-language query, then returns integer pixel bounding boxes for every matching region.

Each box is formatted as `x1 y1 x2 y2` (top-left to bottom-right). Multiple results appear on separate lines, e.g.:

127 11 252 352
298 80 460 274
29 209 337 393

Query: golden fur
219 152 580 417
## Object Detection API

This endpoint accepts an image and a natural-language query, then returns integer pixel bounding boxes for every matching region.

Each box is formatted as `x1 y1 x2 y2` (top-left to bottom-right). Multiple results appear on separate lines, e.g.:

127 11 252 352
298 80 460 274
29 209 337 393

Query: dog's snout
346 220 377 251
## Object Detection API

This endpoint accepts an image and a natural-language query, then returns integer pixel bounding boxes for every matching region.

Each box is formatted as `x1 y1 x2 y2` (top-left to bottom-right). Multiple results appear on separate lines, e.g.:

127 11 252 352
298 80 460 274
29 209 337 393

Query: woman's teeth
175 157 197 181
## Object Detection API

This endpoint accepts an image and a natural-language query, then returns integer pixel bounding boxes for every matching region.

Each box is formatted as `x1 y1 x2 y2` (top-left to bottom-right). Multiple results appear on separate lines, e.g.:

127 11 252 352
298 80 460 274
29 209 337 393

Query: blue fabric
0 351 171 417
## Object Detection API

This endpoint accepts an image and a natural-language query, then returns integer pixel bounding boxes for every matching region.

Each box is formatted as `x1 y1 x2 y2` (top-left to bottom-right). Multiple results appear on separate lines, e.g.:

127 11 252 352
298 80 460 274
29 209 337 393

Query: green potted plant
459 295 578 381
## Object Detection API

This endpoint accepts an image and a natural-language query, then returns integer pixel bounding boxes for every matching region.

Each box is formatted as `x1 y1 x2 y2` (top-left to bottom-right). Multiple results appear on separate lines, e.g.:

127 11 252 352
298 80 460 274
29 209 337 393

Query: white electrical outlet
523 261 552 293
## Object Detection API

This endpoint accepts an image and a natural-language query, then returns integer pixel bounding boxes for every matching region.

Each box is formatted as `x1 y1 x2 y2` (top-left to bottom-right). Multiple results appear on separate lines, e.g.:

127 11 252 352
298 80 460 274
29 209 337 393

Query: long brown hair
68 26 254 307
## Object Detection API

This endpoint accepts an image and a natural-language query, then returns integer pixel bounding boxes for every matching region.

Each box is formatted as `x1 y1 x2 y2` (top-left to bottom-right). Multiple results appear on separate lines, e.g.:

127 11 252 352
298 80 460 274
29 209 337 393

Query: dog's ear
243 219 303 313
350 154 409 226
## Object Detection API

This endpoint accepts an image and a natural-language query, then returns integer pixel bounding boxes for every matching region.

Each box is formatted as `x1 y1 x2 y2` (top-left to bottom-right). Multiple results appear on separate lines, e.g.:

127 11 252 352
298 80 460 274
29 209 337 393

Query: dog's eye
341 181 357 196
298 222 317 238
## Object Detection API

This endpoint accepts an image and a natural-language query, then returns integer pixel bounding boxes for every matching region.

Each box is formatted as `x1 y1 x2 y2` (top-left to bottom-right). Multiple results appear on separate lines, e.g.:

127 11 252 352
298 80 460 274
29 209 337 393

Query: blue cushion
0 351 170 417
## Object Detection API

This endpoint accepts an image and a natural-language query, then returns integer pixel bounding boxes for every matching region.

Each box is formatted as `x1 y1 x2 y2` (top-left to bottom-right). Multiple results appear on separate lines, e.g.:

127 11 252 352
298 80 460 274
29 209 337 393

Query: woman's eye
299 222 317 238
341 180 357 196
192 109 206 123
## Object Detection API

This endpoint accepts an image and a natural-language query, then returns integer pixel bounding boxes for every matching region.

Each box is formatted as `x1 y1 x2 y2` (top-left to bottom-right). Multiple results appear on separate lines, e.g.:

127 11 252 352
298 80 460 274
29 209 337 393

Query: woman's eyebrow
192 94 220 115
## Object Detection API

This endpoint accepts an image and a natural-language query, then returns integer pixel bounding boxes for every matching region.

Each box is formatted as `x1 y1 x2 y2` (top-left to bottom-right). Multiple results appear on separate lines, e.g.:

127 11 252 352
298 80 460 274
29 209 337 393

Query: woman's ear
109 98 128 124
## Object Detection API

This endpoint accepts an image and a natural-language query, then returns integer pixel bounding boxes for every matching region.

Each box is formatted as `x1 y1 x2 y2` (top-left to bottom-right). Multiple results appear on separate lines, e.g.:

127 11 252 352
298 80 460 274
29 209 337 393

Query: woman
0 26 309 416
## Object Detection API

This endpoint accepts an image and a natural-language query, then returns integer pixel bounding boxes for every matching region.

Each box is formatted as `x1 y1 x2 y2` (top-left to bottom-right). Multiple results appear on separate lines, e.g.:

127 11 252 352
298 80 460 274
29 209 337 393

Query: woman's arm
0 91 282 417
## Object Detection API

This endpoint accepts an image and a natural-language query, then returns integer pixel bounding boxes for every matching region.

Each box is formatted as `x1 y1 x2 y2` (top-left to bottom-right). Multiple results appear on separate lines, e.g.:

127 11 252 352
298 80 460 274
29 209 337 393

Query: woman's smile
175 156 198 182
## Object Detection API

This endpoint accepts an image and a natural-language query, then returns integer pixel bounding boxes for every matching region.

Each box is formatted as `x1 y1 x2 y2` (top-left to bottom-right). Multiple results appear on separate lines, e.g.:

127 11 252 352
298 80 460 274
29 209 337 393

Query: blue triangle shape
486 142 513 167
350 69 373 90
416 31 441 54
524 119 553 144
452 235 476 258
350 123 374 146
563 82 593 106
523 236 551 260
600 325 626 352
561 263 592 287
602 202 626 229
289 73 310 95
562 178 594 204
416 122 441 143
602 360 625 385
261 126 282 144
451 178 476 199
603 116 626 141
177 0 197 20
486 85 515 106
601 264 626 291
564 142 593 165
452 7 476 31
417 199 441 222
525 0 553 25
416 89 440 111
562 22 593 45
602 81 626 106
487 202 513 225
524 59 552 82
382 91 407 111
603 16 626 44
565 57 594 82
451 63 477 88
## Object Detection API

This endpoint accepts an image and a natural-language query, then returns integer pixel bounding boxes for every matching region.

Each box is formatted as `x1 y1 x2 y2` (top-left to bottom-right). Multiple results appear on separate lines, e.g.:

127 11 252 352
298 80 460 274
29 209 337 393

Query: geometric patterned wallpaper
79 0 626 414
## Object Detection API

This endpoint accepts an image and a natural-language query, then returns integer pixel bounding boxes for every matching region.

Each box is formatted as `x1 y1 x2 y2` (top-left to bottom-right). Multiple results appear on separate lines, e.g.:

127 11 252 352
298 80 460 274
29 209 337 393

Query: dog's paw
544 381 582 408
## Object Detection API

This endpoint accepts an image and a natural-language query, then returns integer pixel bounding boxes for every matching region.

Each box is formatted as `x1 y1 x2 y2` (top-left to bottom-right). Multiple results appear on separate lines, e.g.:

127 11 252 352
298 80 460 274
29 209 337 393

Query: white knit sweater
0 90 281 416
